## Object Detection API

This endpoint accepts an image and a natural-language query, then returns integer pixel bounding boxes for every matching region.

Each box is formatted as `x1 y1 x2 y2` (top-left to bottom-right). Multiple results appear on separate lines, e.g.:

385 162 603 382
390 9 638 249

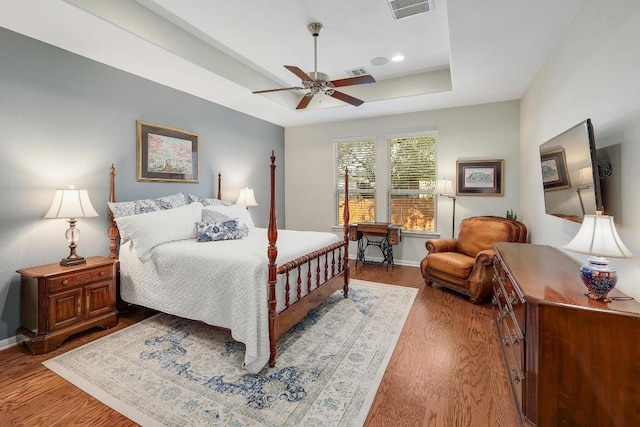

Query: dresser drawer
48 265 113 293
494 257 525 333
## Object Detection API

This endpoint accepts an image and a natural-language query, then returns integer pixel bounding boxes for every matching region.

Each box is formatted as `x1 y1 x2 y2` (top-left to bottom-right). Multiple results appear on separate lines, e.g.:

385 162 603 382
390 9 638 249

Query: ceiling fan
252 22 376 110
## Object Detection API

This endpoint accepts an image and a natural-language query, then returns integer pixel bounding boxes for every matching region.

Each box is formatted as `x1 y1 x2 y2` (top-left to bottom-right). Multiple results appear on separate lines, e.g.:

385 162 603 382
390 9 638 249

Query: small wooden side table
17 256 118 355
349 222 402 269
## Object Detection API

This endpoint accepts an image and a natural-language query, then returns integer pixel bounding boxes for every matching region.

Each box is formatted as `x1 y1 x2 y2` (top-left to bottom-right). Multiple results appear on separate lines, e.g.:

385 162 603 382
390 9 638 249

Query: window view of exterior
335 133 438 231
388 134 437 231
335 139 376 225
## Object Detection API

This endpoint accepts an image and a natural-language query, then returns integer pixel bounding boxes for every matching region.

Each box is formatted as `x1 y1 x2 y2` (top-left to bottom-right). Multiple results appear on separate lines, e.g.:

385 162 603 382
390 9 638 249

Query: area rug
43 279 417 426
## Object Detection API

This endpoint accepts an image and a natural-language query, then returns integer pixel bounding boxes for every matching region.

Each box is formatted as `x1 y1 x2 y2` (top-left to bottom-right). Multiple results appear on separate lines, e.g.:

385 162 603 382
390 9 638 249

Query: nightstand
17 256 118 355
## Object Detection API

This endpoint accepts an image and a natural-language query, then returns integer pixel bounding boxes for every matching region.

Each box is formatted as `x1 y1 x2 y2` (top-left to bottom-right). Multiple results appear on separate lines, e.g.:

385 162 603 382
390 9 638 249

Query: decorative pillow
196 219 245 242
108 192 189 241
187 193 232 207
135 192 188 214
107 200 137 219
115 202 203 262
201 209 249 236
205 204 256 228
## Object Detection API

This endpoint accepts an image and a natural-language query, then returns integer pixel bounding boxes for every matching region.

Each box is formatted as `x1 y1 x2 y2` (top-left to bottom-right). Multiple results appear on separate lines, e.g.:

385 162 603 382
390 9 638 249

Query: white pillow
115 202 203 262
204 204 256 228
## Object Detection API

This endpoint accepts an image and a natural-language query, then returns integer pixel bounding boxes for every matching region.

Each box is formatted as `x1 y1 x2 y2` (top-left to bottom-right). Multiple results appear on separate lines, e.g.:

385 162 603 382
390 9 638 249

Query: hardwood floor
0 263 519 426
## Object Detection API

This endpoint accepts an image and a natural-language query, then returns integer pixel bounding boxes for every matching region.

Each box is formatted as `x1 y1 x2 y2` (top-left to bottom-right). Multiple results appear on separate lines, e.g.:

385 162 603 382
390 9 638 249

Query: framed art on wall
456 159 504 196
136 121 199 183
540 148 571 191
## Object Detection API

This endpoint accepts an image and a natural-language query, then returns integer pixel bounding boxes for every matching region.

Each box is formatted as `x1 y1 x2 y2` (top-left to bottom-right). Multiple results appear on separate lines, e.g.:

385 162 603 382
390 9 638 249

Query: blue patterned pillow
187 193 232 207
201 209 249 236
196 219 246 242
136 193 188 214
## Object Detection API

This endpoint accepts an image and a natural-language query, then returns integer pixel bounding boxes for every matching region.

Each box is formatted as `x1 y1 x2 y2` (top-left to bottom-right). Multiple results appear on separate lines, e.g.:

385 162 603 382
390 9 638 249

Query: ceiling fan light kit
252 22 376 110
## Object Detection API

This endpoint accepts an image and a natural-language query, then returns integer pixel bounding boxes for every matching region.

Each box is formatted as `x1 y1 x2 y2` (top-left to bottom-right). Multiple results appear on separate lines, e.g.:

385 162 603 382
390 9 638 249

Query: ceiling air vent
388 0 433 20
345 67 368 77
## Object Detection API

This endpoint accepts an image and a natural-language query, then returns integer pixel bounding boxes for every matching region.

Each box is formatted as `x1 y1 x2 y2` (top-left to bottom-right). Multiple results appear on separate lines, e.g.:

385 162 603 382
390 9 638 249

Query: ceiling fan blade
252 86 304 94
285 65 313 82
296 93 314 110
330 90 364 107
330 75 376 88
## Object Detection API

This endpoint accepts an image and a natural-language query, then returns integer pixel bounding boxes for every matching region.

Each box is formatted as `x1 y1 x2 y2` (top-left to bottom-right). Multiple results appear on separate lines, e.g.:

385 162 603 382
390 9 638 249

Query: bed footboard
267 152 350 367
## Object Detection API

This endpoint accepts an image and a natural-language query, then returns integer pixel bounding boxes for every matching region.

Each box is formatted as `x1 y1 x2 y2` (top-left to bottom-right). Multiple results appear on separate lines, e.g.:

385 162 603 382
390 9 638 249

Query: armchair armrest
475 249 496 266
426 238 457 253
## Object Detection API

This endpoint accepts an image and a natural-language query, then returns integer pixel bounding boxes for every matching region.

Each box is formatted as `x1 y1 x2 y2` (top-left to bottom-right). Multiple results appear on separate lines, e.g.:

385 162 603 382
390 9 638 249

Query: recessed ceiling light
370 57 388 66
391 55 405 62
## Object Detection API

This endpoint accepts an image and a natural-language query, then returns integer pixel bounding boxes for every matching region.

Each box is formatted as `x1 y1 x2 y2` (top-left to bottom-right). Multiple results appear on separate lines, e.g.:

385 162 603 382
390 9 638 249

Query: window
335 139 376 225
388 134 438 231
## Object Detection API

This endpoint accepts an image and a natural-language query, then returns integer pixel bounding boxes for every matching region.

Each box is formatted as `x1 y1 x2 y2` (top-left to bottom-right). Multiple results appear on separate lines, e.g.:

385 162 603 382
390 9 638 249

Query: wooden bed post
108 164 118 259
343 167 350 297
267 151 278 367
217 172 222 200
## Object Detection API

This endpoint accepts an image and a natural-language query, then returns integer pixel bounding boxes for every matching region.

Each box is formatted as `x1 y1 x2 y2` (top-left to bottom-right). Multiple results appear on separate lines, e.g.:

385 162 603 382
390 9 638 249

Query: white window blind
335 139 376 225
388 134 438 231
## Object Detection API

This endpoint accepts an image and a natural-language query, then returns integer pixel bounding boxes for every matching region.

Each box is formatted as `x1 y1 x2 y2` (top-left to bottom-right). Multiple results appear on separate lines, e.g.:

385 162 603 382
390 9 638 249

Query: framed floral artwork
136 121 199 183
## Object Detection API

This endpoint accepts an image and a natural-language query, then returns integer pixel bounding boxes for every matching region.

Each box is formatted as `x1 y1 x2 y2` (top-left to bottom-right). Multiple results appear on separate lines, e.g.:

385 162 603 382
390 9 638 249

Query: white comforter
119 228 342 373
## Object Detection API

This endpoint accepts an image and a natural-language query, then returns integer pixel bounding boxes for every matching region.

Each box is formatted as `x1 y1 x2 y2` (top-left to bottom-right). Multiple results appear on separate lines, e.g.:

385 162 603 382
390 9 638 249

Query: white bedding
119 228 342 373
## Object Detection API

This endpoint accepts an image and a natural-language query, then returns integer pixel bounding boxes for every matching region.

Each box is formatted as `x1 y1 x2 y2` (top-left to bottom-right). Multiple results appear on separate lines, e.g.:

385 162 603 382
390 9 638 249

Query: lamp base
579 256 617 303
60 256 86 266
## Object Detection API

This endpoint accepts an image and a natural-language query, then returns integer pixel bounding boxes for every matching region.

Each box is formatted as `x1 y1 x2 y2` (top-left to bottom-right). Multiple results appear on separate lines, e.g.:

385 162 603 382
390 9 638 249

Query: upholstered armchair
420 216 527 303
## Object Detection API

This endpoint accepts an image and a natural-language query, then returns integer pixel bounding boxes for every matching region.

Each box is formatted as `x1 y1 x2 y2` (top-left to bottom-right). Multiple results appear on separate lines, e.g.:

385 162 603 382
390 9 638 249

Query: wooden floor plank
0 263 518 426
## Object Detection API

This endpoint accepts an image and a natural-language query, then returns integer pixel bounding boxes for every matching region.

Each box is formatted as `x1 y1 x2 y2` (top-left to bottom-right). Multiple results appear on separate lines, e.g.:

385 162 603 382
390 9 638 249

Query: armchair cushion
421 216 527 303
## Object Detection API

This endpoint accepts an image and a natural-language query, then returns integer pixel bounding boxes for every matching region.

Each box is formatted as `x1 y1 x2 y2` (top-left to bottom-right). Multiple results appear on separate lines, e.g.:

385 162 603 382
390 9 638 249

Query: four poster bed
107 152 350 373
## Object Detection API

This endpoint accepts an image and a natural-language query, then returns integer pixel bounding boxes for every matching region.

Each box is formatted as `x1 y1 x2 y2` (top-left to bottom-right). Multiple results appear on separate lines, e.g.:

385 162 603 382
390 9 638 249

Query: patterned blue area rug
44 279 416 426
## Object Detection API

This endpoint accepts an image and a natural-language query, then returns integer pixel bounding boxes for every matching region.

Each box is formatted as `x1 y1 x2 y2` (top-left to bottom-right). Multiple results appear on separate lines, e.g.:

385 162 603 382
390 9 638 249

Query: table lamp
44 185 99 266
564 214 633 302
235 187 258 209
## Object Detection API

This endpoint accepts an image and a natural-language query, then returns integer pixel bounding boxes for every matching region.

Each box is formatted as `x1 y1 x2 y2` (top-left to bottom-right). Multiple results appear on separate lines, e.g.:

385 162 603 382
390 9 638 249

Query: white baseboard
351 253 419 267
0 334 24 352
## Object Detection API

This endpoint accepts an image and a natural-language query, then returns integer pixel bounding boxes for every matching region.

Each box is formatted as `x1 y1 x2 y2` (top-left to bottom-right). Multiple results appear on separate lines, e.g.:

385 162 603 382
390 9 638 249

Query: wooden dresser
492 242 640 427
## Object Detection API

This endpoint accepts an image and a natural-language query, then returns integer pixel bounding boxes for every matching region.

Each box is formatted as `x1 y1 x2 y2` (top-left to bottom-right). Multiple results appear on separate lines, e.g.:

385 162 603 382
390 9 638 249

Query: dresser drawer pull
62 279 69 285
509 290 519 306
99 271 105 276
510 368 522 383
503 334 510 348
510 331 520 346
495 286 503 298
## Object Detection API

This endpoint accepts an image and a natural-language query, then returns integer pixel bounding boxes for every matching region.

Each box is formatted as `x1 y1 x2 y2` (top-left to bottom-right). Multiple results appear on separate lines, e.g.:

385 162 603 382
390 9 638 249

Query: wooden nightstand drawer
48 265 113 293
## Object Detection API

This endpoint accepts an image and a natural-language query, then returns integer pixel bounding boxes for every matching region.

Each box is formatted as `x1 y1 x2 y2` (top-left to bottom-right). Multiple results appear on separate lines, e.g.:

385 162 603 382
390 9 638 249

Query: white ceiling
1 0 583 127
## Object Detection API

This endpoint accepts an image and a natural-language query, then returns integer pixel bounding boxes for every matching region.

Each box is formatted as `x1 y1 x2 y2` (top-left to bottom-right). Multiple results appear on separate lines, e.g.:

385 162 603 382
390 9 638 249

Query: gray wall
0 28 284 342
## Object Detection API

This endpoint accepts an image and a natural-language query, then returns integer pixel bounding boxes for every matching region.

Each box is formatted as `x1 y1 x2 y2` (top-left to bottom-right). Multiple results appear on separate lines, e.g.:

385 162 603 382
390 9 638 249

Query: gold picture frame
136 120 199 183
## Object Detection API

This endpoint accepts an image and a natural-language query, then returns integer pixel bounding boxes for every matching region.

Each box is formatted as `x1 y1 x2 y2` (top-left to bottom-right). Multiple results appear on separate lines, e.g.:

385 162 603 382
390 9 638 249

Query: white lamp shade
578 166 594 187
564 214 633 258
235 187 258 207
44 186 99 219
434 179 454 196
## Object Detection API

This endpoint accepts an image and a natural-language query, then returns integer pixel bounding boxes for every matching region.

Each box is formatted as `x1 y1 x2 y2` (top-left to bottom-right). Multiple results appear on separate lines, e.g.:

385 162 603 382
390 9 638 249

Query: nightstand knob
62 280 69 285
99 271 105 276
